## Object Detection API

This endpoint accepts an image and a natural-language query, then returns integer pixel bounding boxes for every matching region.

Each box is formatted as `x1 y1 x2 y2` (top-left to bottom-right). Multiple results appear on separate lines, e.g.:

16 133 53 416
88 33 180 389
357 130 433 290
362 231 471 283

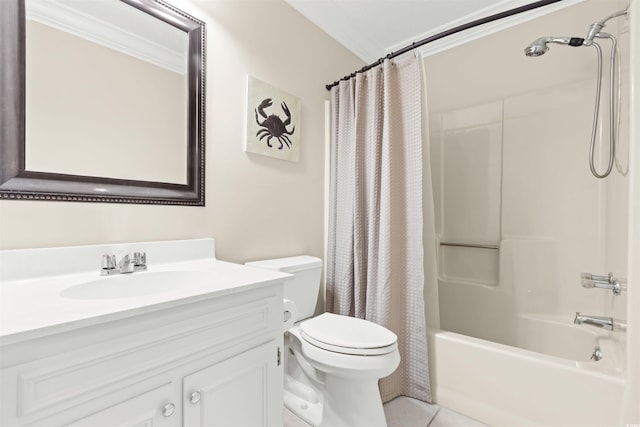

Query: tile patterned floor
284 396 488 427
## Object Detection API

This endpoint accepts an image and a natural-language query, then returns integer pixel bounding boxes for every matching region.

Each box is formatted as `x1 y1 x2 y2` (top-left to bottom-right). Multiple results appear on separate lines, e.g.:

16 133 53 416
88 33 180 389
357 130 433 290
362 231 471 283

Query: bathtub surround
423 0 637 424
425 0 630 347
327 58 431 403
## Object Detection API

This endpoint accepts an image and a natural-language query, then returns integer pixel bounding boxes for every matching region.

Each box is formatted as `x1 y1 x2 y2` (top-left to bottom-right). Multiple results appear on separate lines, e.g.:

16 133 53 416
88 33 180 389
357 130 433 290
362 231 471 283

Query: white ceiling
285 0 578 63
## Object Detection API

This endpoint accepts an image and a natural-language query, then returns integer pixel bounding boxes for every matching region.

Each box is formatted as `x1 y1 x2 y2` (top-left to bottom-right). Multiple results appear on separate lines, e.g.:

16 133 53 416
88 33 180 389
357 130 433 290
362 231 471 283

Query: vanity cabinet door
66 382 178 427
183 340 282 427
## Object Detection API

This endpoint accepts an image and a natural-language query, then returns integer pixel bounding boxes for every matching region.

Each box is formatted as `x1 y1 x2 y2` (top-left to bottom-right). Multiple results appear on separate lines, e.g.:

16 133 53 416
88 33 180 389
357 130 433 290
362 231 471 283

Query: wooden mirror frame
0 0 206 205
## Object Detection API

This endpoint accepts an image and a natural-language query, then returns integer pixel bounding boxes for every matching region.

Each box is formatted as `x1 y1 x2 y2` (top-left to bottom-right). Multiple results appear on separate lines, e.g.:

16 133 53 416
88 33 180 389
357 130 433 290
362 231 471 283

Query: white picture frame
245 76 301 162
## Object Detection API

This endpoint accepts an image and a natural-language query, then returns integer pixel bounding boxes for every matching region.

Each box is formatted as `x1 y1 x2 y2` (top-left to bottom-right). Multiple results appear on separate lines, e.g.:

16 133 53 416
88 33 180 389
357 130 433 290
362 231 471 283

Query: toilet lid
300 313 397 356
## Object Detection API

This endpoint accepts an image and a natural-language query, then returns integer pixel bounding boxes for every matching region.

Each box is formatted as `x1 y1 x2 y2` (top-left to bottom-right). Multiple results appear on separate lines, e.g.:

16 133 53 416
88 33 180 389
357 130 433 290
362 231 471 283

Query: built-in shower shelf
439 242 499 250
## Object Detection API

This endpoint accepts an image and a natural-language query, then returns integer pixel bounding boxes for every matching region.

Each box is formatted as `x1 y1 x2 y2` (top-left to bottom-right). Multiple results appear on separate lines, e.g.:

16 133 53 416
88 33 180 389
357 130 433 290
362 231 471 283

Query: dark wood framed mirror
0 0 206 205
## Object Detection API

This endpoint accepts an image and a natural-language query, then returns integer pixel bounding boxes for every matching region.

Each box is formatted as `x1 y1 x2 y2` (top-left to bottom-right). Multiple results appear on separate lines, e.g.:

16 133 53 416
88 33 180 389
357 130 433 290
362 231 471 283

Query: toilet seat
300 313 397 356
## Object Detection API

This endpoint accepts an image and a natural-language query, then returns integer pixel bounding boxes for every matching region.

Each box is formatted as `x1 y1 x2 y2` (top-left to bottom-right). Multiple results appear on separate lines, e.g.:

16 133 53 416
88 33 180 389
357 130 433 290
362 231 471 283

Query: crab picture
254 98 296 150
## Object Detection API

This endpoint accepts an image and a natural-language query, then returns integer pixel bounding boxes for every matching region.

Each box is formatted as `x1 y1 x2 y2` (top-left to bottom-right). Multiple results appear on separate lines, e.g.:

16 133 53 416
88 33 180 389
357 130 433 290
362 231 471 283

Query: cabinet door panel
66 382 177 427
183 341 280 427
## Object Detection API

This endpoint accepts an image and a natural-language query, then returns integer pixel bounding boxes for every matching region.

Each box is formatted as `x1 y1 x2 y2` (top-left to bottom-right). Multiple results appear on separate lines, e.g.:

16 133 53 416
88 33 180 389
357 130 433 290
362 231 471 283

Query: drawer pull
162 403 176 417
190 391 202 404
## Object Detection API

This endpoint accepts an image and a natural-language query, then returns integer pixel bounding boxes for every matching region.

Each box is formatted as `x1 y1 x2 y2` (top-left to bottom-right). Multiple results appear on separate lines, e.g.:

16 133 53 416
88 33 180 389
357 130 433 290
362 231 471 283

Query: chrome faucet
574 312 626 332
581 272 626 295
100 252 147 276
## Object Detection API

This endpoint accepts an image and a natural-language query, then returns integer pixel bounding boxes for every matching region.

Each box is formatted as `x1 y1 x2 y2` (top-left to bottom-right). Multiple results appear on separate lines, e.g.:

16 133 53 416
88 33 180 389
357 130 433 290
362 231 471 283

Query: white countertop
0 240 291 346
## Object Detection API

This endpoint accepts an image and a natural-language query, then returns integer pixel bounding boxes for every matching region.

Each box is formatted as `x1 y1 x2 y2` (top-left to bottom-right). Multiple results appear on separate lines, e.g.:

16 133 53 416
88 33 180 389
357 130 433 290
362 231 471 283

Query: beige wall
0 0 364 266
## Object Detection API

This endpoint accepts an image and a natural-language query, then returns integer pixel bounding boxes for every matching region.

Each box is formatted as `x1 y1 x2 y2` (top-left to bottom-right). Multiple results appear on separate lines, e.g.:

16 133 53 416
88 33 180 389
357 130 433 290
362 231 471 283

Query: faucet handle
580 272 626 295
581 272 610 282
101 254 116 269
100 254 120 275
131 251 146 265
132 251 147 271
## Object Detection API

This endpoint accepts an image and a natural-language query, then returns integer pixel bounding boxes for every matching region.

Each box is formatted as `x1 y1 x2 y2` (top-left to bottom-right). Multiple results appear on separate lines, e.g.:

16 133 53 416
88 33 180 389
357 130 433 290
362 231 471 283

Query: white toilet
246 256 400 427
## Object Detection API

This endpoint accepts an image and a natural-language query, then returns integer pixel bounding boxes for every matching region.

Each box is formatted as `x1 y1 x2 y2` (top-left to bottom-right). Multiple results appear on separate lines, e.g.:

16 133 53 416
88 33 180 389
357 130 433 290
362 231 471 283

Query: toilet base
320 375 387 427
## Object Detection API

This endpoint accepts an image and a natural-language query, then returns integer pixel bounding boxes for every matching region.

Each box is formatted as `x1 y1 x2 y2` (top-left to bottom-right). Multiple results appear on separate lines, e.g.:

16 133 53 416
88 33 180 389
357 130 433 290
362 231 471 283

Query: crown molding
26 0 186 74
413 0 586 58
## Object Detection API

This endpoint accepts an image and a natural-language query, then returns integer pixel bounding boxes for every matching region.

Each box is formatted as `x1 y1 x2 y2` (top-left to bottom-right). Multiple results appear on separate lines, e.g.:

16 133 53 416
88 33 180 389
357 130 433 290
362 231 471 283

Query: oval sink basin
60 271 215 300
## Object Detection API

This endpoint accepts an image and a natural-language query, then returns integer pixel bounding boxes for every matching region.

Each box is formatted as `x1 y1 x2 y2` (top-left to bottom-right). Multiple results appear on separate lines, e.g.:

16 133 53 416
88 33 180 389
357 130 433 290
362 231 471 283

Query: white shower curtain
327 57 432 403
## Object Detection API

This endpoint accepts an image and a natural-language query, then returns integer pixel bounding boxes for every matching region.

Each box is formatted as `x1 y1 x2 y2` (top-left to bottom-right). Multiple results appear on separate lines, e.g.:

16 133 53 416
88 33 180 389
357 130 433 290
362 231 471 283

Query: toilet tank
245 255 322 322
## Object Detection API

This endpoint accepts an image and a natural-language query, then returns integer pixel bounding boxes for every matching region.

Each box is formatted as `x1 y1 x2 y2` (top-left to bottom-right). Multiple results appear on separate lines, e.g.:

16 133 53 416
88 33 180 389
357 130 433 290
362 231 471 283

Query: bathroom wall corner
621 0 640 423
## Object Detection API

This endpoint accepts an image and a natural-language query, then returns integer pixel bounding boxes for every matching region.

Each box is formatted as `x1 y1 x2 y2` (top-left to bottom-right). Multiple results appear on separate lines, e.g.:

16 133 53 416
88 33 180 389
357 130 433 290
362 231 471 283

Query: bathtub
428 318 626 427
431 237 627 425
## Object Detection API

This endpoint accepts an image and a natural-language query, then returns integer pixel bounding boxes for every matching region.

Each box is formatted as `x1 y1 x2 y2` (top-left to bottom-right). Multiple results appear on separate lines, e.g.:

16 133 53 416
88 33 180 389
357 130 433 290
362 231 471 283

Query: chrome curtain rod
325 0 564 91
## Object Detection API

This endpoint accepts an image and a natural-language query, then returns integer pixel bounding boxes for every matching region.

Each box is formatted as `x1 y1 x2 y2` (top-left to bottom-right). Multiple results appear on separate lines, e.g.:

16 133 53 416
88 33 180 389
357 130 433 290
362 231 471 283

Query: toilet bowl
286 313 400 426
245 256 400 427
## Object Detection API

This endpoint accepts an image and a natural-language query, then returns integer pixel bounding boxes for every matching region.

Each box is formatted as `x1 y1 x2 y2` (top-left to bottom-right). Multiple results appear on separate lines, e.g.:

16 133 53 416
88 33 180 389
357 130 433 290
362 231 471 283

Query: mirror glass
0 0 206 205
26 0 188 184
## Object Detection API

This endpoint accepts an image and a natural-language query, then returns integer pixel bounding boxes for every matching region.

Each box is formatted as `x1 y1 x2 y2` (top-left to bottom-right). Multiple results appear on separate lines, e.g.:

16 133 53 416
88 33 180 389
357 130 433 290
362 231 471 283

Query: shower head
524 37 550 57
526 8 627 54
524 36 585 57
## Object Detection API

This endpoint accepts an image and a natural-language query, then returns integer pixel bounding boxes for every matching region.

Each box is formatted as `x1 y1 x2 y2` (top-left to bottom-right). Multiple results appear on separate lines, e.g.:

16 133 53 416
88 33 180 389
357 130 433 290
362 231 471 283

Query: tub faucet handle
580 272 626 295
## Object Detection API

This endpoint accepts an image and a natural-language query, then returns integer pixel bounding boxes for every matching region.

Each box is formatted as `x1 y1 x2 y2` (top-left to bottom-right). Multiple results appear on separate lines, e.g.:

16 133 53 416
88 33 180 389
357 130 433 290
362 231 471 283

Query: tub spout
574 313 612 330
574 312 626 331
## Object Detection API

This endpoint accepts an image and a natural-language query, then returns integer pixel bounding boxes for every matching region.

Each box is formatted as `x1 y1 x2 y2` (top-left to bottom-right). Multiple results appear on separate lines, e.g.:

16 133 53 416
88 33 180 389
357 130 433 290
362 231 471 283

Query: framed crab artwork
245 76 301 162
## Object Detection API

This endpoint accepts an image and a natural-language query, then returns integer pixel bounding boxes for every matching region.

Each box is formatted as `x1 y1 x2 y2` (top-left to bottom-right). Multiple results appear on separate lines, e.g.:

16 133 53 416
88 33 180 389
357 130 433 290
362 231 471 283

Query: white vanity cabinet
183 340 280 426
0 283 284 427
66 382 177 427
